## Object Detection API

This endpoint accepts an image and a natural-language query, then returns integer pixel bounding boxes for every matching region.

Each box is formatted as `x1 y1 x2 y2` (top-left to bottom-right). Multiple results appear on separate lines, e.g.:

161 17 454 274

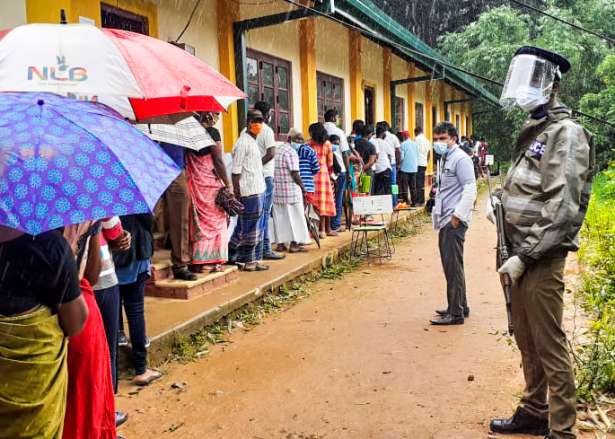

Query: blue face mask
433 141 449 156
291 142 301 151
332 143 339 152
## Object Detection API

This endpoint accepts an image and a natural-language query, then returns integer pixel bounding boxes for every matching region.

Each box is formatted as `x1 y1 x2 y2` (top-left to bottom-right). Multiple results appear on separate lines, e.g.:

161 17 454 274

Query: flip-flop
133 369 162 386
289 246 308 253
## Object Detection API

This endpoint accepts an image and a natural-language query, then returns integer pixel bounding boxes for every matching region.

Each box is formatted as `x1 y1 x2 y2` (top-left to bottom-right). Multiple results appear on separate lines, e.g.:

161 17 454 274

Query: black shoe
173 268 197 281
263 252 286 260
490 407 549 436
430 315 464 325
115 411 128 428
436 308 470 318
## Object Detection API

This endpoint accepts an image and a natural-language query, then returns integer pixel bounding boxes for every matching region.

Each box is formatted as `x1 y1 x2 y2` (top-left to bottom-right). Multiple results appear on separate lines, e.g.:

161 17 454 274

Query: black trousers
374 169 392 195
398 171 417 205
438 223 468 318
416 166 426 205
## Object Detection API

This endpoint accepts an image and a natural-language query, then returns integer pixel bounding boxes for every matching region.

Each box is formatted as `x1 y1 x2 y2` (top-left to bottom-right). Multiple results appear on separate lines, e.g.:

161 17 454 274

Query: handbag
215 187 244 217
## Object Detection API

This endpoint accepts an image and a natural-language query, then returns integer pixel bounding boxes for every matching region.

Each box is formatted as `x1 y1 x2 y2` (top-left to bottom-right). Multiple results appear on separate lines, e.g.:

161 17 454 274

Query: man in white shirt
229 109 269 271
429 122 477 326
415 126 431 206
372 124 395 195
323 109 350 231
378 121 401 206
253 101 285 261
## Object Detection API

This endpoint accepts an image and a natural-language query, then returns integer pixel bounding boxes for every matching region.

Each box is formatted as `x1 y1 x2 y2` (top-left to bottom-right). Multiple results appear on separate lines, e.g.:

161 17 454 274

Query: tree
439 1 615 164
580 55 615 166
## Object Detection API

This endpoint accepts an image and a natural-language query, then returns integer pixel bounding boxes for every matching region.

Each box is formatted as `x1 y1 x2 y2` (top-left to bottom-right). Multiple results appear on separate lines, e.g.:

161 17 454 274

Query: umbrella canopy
0 92 181 235
0 24 246 120
135 116 215 151
304 202 320 248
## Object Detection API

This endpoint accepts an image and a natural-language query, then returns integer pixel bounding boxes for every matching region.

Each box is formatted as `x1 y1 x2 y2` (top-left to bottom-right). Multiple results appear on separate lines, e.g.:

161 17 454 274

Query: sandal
289 246 308 253
132 369 162 386
241 262 269 272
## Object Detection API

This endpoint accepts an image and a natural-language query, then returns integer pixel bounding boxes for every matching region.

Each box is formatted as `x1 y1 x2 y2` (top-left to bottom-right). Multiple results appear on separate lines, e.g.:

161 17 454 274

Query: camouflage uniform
502 101 594 439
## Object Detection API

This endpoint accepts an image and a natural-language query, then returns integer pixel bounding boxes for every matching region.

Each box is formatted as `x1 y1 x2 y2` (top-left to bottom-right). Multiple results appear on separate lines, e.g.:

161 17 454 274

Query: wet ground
118 205 591 439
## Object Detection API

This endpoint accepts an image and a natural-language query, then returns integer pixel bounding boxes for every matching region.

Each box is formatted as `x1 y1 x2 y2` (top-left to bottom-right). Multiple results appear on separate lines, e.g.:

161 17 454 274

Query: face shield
500 54 559 112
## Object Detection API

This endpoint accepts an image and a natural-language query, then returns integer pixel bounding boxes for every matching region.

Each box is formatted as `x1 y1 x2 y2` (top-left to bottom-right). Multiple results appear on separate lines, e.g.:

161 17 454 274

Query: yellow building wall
361 37 384 123
349 30 363 124
1 0 27 27
316 18 351 131
25 0 157 36
391 54 409 130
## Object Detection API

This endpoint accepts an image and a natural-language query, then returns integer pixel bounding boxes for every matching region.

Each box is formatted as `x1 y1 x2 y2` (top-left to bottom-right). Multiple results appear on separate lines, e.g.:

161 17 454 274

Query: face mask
249 122 263 136
291 142 301 150
433 141 449 156
515 87 550 112
332 143 339 152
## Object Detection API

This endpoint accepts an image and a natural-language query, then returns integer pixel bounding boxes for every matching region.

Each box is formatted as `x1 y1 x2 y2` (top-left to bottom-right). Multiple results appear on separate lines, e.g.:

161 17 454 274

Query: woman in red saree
187 112 232 272
63 226 117 439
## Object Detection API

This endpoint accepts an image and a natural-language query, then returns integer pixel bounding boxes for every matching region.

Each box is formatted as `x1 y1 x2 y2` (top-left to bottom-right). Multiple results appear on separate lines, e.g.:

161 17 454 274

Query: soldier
489 47 594 439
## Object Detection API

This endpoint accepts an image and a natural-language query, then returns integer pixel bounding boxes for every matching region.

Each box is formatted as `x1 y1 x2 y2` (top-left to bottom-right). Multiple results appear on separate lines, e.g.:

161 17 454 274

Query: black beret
514 46 571 74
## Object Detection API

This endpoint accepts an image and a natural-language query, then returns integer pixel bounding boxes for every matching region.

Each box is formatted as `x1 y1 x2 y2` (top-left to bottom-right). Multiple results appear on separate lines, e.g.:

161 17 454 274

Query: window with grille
317 72 345 130
394 97 405 131
246 49 292 140
101 3 149 35
415 102 424 130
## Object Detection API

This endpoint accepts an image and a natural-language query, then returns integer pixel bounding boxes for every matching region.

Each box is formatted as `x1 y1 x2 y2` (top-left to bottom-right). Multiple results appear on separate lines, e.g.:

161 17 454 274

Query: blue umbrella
0 92 181 235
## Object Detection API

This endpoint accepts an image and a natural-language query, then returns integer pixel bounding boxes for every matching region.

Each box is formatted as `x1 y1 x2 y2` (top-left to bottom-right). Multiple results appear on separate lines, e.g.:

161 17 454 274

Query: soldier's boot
490 407 549 436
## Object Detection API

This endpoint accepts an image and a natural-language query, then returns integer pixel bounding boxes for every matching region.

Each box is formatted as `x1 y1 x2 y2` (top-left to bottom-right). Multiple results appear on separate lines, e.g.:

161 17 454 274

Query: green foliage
580 55 615 165
576 163 615 399
439 0 615 165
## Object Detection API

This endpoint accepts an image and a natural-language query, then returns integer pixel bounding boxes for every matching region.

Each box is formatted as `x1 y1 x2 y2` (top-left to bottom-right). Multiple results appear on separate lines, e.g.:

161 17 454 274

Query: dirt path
118 205 590 439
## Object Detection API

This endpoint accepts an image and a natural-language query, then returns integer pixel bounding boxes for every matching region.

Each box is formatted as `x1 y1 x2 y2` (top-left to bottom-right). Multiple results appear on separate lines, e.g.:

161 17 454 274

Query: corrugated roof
334 0 499 105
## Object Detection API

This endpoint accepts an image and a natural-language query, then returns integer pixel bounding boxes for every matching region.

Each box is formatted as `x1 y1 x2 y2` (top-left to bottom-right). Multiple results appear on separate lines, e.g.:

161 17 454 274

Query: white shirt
232 131 266 197
324 121 349 173
416 133 431 167
373 138 394 174
257 123 277 178
384 131 400 165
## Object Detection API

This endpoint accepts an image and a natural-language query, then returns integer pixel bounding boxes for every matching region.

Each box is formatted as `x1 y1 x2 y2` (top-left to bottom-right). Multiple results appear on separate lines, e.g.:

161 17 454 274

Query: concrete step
145 265 239 300
151 249 172 281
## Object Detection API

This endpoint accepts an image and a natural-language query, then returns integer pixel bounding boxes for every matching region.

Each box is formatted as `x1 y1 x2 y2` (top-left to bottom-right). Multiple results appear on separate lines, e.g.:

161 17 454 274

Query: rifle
487 167 514 336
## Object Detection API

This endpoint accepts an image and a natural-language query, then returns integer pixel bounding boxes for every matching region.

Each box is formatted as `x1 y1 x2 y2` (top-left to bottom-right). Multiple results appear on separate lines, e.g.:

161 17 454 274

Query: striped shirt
295 143 320 193
232 131 266 197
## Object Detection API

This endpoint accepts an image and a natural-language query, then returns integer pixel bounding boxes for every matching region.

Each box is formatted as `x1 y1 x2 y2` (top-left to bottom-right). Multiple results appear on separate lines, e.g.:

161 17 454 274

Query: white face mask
433 141 450 156
515 87 550 112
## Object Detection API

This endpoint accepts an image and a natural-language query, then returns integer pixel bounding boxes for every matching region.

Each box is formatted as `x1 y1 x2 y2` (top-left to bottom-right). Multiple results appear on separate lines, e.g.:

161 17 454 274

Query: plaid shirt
273 143 302 204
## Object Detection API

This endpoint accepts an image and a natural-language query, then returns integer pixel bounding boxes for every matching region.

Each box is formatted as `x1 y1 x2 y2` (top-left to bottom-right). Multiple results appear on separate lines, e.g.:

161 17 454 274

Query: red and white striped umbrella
0 24 246 120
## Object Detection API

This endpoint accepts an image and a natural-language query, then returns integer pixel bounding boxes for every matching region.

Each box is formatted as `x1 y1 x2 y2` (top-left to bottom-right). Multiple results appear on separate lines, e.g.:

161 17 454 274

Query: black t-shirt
354 138 377 164
0 230 81 316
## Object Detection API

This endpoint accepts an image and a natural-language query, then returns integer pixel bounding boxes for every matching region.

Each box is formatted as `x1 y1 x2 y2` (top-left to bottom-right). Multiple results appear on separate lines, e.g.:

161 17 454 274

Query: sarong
63 279 115 439
186 153 228 265
0 306 68 439
271 201 310 245
228 193 263 263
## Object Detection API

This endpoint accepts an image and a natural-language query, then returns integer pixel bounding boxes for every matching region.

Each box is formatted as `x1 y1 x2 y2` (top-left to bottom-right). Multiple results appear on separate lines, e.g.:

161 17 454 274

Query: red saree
186 152 228 265
62 279 115 439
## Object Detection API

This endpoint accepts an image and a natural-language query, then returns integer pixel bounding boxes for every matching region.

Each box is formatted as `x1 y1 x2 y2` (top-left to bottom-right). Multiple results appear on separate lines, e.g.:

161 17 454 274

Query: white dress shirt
416 133 431 167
